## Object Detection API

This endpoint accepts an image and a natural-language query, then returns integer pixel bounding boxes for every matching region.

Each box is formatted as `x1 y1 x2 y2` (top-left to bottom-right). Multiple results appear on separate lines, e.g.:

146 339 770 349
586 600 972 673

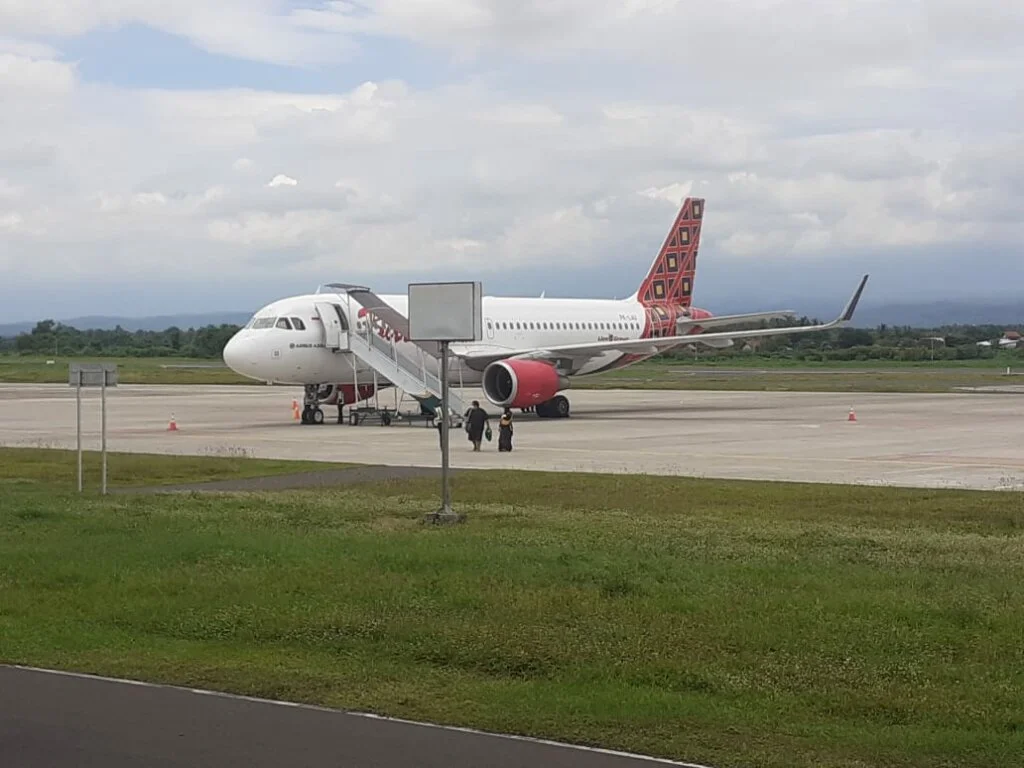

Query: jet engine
482 359 567 408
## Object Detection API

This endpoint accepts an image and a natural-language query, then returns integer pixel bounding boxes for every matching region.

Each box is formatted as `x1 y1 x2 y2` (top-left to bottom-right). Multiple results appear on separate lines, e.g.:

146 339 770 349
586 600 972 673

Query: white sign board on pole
406 281 483 524
407 281 483 342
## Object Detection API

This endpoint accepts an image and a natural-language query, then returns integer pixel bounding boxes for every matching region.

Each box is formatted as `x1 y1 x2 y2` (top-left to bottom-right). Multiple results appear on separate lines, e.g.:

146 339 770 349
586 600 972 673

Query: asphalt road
0 666 704 768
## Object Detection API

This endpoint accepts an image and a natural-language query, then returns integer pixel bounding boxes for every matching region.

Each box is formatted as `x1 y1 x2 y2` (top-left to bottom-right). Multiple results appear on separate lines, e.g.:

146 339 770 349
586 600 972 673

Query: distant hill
0 313 251 338
703 299 1024 329
848 301 1024 329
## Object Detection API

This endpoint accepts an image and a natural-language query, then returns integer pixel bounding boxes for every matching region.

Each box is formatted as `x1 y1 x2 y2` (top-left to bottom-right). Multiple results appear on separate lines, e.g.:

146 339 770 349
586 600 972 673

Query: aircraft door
314 302 345 350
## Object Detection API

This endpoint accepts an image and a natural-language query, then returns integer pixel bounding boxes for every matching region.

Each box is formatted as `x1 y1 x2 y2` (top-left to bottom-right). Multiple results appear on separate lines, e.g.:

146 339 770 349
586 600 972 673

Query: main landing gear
301 384 326 425
520 394 571 419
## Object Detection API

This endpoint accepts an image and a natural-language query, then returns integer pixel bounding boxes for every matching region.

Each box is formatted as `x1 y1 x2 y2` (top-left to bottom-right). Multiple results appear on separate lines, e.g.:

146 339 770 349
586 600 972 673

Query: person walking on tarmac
498 408 514 452
464 400 490 452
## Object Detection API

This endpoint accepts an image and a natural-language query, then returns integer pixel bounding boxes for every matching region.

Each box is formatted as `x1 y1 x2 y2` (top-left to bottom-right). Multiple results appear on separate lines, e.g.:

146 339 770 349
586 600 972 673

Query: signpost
68 362 118 494
407 281 483 524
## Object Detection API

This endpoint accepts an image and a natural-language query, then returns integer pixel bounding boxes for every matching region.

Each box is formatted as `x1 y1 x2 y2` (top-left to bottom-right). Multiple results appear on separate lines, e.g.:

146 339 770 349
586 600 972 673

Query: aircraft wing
458 274 868 370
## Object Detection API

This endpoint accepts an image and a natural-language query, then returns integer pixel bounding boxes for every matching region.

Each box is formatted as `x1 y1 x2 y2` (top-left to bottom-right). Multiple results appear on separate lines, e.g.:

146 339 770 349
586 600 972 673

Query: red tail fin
634 197 704 308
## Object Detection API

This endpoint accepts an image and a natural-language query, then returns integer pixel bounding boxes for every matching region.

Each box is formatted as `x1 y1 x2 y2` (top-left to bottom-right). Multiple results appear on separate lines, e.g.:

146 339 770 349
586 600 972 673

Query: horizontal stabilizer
676 310 796 331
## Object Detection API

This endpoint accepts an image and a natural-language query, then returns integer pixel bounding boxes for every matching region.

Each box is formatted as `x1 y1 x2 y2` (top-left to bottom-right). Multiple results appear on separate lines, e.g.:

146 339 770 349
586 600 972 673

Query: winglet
838 274 869 323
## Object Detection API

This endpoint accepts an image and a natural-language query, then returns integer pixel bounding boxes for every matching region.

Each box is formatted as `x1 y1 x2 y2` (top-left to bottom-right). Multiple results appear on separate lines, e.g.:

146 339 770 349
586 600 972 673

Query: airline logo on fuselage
356 308 406 343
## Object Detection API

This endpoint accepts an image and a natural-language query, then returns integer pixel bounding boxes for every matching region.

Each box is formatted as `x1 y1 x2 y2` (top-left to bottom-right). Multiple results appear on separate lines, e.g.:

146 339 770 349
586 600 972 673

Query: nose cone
222 331 250 377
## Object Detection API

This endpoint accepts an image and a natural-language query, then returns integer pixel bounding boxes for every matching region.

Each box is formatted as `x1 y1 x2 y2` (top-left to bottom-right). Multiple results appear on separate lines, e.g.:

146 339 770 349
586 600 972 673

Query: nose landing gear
301 384 327 425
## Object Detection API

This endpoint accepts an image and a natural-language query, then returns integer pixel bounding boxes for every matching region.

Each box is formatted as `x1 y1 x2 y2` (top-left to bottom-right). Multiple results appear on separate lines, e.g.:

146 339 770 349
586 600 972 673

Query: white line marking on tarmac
6 664 716 768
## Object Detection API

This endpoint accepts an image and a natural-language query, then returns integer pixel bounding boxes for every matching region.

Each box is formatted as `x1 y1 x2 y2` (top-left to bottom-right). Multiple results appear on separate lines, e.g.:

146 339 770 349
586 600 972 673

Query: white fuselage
223 291 655 388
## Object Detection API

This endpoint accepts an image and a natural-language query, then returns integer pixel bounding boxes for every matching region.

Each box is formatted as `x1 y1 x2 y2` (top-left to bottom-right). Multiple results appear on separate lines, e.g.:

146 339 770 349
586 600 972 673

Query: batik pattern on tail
636 196 703 310
601 197 706 371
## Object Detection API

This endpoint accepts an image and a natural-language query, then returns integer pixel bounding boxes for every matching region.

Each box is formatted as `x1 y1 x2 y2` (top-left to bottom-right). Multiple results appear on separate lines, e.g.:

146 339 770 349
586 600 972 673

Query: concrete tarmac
0 666 700 768
1 383 1023 490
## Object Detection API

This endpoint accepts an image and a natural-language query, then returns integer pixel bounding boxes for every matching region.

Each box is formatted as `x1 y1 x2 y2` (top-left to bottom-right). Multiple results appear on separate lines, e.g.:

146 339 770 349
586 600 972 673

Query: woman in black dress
498 408 514 452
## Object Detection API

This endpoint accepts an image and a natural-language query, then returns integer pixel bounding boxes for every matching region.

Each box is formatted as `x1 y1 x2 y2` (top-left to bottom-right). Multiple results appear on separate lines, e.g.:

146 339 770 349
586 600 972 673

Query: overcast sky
1 1 1021 322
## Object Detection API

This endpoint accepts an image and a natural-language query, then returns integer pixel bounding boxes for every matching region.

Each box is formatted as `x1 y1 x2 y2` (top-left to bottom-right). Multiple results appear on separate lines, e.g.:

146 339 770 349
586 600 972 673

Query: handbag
485 425 493 441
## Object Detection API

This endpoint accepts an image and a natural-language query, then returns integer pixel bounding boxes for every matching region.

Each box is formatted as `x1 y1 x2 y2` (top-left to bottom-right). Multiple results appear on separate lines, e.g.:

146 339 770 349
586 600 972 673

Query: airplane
222 197 869 424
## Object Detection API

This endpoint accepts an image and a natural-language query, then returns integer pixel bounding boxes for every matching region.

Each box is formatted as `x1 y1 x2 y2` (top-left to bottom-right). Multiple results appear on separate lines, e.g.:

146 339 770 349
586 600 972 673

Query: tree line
663 317 1023 363
1 317 1020 363
0 320 239 359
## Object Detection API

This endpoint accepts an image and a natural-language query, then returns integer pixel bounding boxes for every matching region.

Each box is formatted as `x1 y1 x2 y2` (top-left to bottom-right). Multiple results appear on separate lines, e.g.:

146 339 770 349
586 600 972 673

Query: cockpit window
251 317 276 329
291 317 306 331
276 317 293 330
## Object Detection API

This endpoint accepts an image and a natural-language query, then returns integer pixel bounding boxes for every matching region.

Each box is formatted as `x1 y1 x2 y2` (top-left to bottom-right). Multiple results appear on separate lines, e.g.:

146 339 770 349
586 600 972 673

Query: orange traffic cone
167 413 178 431
848 407 857 423
292 399 301 421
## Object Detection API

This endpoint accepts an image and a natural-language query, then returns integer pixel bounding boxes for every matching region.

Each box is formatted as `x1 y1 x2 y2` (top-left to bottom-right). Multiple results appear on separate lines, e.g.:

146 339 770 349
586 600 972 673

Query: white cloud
267 174 298 188
0 1 352 66
640 183 693 207
0 2 1021 309
0 51 77 93
0 179 23 200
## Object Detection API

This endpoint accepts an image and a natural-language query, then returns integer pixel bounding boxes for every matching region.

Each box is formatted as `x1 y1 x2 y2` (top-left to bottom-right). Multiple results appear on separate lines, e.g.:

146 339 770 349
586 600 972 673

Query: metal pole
440 341 451 515
76 370 82 493
352 340 359 420
101 371 107 495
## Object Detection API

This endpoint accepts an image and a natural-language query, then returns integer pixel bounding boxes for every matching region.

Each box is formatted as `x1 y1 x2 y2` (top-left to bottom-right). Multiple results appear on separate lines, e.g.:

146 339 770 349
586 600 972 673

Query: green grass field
0 356 251 385
2 448 1022 768
2 353 1022 392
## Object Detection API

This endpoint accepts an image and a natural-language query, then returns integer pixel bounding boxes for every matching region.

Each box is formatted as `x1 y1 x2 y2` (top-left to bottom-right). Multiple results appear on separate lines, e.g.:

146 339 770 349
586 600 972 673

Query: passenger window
291 317 306 331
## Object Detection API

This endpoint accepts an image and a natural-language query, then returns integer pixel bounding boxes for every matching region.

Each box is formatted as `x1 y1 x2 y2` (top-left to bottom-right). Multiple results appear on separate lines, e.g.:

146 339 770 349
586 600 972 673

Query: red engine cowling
482 359 566 408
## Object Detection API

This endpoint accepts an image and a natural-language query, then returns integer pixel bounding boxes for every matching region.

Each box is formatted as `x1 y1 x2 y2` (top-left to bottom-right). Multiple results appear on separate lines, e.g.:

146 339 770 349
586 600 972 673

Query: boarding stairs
320 283 441 357
313 284 468 424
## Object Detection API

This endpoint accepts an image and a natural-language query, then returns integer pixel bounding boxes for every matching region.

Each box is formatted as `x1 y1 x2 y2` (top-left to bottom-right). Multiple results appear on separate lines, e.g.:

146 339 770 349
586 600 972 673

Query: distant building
997 330 1021 349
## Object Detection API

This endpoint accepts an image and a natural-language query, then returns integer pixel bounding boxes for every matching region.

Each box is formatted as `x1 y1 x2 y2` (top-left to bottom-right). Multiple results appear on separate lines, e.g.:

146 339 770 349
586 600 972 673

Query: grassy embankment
2 353 1022 392
2 447 1022 768
0 355 250 385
